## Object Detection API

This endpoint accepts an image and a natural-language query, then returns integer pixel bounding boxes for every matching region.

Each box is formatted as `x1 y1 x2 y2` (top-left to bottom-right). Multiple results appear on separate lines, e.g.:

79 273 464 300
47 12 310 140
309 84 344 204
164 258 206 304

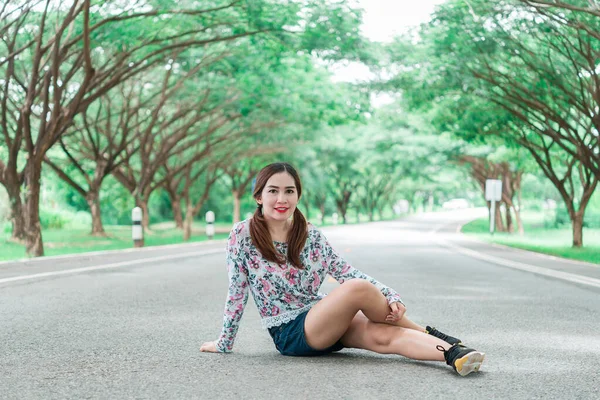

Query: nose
277 192 287 203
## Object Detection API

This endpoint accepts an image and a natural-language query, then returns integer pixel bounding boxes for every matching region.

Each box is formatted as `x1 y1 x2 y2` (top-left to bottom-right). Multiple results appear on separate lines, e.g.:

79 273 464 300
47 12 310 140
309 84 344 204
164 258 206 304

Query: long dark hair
249 162 308 269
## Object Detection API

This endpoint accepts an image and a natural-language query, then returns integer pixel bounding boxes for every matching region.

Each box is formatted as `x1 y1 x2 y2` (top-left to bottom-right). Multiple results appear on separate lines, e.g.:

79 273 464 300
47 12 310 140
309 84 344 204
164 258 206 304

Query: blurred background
1 0 598 262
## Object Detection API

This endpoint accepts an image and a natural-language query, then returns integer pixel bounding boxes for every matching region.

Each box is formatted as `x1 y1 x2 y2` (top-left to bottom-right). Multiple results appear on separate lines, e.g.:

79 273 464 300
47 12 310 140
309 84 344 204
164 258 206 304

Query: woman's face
257 172 299 223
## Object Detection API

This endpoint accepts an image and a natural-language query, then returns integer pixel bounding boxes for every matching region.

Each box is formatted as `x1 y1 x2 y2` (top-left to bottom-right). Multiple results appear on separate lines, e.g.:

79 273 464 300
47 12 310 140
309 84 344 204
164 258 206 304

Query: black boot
426 326 461 345
438 343 485 376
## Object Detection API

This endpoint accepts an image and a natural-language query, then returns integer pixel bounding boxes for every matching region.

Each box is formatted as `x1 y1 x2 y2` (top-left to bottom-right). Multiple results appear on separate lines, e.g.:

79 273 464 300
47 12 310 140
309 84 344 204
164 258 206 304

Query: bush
64 211 92 229
525 201 544 212
584 213 600 229
554 207 570 228
544 207 600 229
39 208 69 229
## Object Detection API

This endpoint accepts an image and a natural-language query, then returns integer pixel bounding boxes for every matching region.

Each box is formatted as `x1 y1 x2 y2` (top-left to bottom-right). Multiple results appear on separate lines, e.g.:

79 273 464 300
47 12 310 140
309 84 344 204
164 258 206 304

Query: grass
0 211 404 262
4 210 598 265
0 222 230 262
461 214 600 265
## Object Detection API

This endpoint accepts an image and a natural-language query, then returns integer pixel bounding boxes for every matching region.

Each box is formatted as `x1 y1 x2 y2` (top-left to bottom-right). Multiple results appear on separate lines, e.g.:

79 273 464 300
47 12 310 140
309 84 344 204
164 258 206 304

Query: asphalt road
1 209 599 399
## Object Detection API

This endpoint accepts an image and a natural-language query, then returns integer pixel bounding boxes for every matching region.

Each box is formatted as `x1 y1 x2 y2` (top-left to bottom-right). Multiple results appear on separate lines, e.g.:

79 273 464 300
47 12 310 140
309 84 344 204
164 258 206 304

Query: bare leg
393 315 425 332
341 312 446 361
304 279 396 350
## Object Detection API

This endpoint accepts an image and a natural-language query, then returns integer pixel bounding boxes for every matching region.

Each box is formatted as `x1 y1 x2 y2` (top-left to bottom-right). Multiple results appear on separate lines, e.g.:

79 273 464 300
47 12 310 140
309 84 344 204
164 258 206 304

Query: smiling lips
275 207 288 213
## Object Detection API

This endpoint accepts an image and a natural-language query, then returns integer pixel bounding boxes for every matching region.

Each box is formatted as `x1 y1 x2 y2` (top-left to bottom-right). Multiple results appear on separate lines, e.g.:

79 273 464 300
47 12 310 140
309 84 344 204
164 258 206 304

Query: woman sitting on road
200 162 485 376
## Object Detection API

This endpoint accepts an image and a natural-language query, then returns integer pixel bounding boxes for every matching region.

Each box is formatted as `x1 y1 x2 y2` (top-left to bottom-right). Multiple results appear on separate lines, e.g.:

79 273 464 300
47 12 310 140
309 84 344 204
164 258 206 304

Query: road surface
1 210 598 399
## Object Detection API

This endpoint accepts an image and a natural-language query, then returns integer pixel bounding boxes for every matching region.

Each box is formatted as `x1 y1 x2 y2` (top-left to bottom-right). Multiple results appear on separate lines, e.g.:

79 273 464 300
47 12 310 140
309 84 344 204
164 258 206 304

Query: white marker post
332 212 339 225
132 207 144 247
205 211 215 240
485 179 503 235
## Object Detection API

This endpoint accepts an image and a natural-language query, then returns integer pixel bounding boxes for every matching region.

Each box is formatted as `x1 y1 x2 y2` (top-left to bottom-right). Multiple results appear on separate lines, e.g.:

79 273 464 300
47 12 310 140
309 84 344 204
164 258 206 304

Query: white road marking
0 249 224 285
429 222 600 289
0 239 227 266
438 238 600 289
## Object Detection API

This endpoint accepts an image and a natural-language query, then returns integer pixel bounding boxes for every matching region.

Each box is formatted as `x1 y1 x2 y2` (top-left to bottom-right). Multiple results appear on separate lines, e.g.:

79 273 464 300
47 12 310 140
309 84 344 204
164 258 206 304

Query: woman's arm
211 225 250 353
318 230 404 306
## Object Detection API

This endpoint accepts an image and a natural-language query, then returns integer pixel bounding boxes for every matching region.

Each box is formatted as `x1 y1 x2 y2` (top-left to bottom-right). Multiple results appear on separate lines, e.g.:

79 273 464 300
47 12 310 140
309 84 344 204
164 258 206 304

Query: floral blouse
215 219 404 353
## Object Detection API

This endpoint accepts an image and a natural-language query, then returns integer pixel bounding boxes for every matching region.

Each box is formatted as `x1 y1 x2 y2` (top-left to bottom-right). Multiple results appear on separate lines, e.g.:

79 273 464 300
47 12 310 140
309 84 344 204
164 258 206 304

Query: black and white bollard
132 206 144 247
205 211 215 240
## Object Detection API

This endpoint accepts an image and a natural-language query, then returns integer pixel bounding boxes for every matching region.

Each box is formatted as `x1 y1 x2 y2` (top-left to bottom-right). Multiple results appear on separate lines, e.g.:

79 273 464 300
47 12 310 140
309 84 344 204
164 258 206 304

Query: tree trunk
183 196 198 241
183 210 194 241
338 204 347 224
319 204 325 225
172 196 184 229
5 181 26 242
505 203 514 233
232 189 241 223
337 191 351 224
494 203 505 232
368 210 374 222
86 190 106 236
164 186 183 229
571 212 584 248
137 198 151 232
512 205 525 236
24 164 44 257
302 196 310 220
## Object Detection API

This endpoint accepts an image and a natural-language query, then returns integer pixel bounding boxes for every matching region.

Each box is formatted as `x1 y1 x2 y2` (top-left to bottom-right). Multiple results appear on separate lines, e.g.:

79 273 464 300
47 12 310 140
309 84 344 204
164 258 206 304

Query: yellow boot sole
454 351 486 376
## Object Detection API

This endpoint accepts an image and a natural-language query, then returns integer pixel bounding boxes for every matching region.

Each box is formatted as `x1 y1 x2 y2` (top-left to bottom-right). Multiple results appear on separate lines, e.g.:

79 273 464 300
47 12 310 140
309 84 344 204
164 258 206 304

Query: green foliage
463 217 600 264
298 1 364 61
548 198 600 229
39 208 68 230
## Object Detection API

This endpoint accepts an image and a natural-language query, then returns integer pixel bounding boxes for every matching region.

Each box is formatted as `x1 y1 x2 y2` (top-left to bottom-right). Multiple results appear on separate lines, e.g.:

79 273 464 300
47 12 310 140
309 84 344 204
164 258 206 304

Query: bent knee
339 279 374 295
369 324 395 348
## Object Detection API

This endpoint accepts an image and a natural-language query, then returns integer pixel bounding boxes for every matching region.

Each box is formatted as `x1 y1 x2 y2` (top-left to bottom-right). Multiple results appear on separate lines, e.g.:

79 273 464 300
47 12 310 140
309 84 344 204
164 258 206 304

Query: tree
385 0 599 246
44 84 142 235
0 0 270 256
223 154 272 224
457 155 524 234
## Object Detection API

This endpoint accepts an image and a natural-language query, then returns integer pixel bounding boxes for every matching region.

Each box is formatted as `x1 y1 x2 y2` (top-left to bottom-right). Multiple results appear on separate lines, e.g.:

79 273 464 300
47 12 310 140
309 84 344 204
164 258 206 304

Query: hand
200 340 219 353
385 302 406 323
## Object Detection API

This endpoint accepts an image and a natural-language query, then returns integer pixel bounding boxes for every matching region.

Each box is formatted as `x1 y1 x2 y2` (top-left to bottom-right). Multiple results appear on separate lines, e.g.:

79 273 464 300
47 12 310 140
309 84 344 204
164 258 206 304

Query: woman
200 162 485 376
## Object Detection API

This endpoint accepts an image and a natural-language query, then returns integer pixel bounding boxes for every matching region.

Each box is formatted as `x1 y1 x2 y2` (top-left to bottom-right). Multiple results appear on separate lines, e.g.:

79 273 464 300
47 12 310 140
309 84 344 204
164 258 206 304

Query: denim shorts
268 309 344 356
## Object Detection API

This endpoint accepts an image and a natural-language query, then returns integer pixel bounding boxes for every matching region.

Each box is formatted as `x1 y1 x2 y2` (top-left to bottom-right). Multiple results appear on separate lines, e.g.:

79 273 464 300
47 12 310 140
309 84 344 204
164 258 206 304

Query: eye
268 189 277 193
286 189 295 194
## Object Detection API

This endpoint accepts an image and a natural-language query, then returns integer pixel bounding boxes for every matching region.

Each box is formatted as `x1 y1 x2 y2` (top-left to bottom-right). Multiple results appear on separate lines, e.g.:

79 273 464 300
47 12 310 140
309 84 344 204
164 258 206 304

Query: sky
329 0 446 106
331 0 446 85
359 0 446 42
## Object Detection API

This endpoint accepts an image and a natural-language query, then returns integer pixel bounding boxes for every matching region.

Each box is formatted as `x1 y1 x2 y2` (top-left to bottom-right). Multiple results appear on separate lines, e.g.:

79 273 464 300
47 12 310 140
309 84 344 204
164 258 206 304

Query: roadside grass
0 222 230 262
461 215 600 265
0 211 405 262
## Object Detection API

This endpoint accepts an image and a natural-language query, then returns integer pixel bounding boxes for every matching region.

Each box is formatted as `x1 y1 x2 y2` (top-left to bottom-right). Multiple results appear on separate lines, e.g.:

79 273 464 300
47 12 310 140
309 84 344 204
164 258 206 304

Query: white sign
485 179 502 201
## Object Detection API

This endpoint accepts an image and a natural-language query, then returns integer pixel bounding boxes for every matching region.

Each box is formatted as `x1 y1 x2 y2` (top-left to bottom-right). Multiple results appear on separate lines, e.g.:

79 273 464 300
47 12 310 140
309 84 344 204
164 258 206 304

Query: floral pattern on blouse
215 220 404 353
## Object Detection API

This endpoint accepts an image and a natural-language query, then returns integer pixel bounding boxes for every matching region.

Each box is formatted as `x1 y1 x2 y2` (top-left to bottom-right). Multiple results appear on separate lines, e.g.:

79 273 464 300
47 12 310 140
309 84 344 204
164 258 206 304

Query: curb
0 239 228 267
456 223 599 268
435 236 600 289
427 221 600 290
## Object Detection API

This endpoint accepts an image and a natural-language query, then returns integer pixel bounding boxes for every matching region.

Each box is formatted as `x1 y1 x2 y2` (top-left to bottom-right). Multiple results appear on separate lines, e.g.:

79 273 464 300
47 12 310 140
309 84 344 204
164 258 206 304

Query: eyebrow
267 185 296 189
